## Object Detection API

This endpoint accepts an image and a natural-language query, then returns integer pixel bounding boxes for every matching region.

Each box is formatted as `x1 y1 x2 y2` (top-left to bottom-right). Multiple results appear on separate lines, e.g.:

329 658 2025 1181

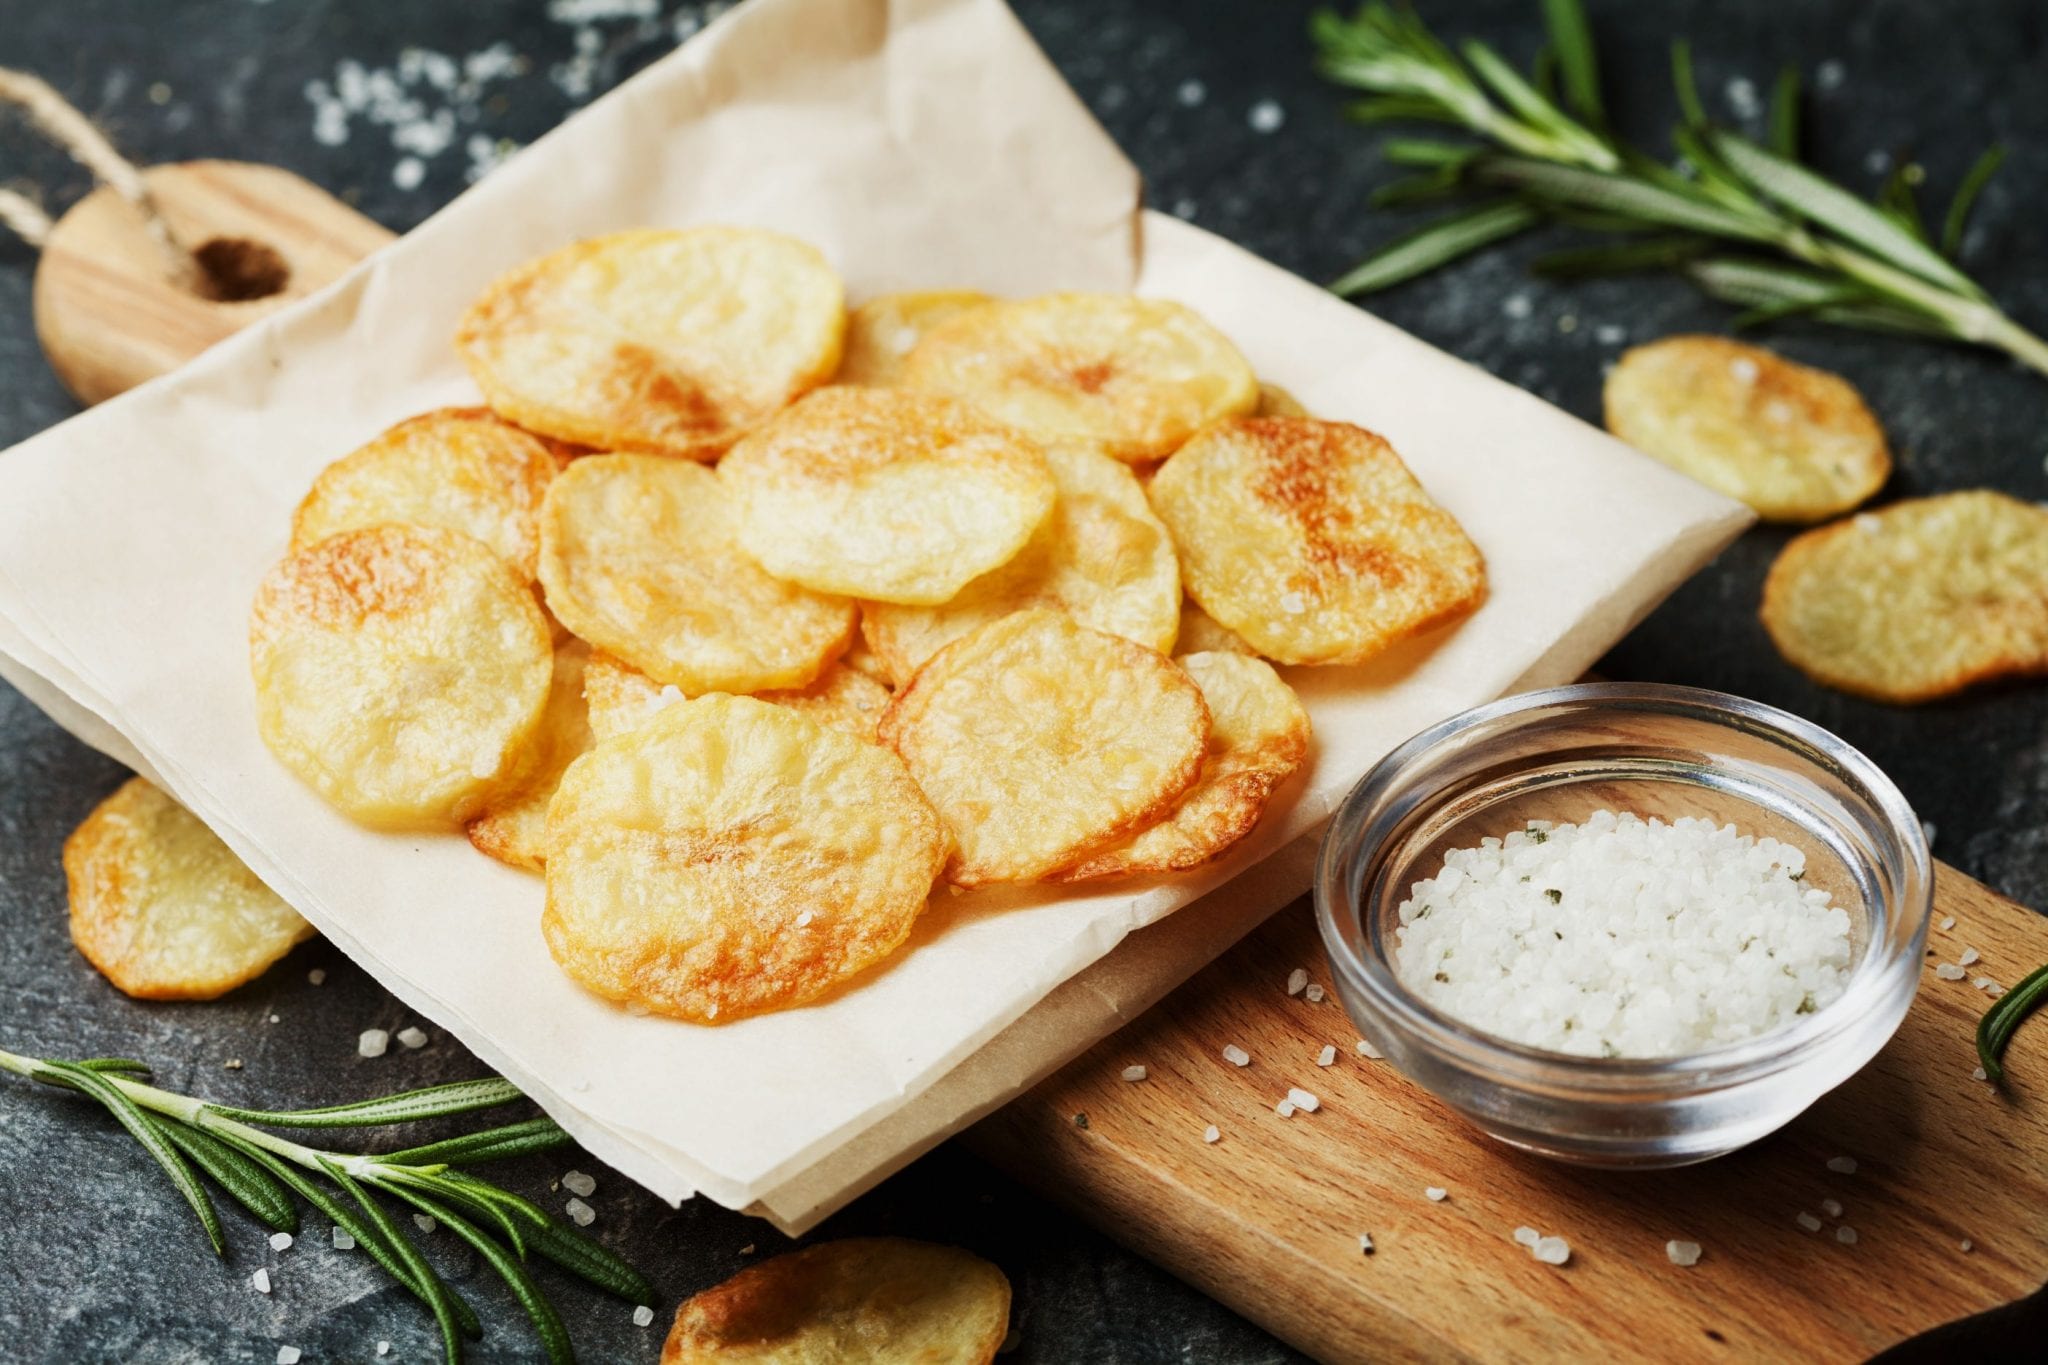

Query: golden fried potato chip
663 1238 1011 1365
719 386 1056 605
1257 383 1309 417
65 777 315 1000
584 652 890 745
539 454 855 693
861 440 1180 682
1760 491 2048 702
544 695 946 1022
1176 599 1254 656
879 609 1207 886
838 291 994 387
1605 335 1890 523
466 639 595 871
251 525 552 830
455 226 845 459
1150 417 1486 666
839 625 893 685
291 407 560 581
1055 652 1309 881
904 292 1259 462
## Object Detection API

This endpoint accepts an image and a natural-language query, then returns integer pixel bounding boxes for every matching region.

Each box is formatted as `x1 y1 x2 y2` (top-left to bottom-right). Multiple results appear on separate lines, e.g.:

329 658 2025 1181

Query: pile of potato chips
244 225 1486 1023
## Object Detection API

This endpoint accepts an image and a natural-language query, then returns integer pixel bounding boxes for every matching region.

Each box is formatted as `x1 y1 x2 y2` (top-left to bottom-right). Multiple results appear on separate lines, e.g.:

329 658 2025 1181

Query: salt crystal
1176 78 1207 107
1248 99 1285 133
1532 1236 1570 1265
563 1170 596 1197
1287 1087 1319 1113
1286 968 1308 996
566 1197 596 1226
413 1214 437 1234
1356 1039 1381 1059
1973 1066 1988 1081
1817 59 1847 91
251 1268 271 1294
1275 1099 1296 1117
1121 1065 1148 1082
1854 512 1881 533
1316 1045 1337 1067
270 1232 294 1252
1667 1239 1703 1266
1731 357 1761 384
1358 1232 1374 1253
740 1243 755 1254
1425 1186 1447 1202
1725 75 1761 120
225 1058 244 1070
794 909 815 928
392 156 425 190
1826 1156 1858 1175
1503 294 1532 319
1222 1044 1251 1067
633 1305 655 1327
1513 1226 1540 1247
378 1344 391 1358
1836 1225 1859 1245
308 969 326 985
1935 964 1967 980
1558 313 1578 334
1821 1199 1842 1219
1203 1125 1221 1144
332 1226 356 1250
396 1026 428 1050
1304 984 1325 1003
1959 948 1981 967
1595 324 1626 345
1960 1239 1974 1253
277 1349 302 1365
1941 916 1957 931
1796 1212 1823 1232
267 1014 280 1025
358 1028 390 1058
1974 978 1997 991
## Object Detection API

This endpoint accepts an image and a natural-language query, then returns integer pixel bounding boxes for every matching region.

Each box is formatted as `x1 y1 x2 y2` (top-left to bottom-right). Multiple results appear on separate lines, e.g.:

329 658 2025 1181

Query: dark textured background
2 1 2045 1360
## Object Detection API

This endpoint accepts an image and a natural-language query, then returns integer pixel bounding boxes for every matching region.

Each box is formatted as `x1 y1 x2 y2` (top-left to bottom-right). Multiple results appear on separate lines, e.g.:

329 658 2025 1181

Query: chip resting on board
904 292 1259 462
583 653 891 745
1604 335 1890 523
455 226 845 459
250 524 553 829
837 290 993 387
65 777 315 1000
1150 416 1486 666
1176 598 1254 656
290 407 561 581
879 608 1208 886
538 453 855 692
719 386 1056 604
1056 651 1310 881
861 439 1181 682
1760 490 2048 702
466 638 595 871
662 1237 1011 1364
544 695 946 1023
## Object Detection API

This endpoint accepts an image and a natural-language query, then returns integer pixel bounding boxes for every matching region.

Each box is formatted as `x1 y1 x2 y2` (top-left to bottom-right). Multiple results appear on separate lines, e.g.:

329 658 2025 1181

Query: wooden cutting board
28 162 2048 1364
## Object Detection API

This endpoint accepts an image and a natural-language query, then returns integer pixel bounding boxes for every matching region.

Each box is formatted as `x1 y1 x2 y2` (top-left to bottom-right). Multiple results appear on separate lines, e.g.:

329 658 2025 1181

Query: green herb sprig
1310 0 2048 376
1977 961 2048 1084
0 1046 654 1364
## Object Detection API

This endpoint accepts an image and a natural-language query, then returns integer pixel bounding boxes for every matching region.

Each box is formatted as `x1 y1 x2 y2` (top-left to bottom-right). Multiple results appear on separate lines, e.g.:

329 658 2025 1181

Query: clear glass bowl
1314 682 1931 1167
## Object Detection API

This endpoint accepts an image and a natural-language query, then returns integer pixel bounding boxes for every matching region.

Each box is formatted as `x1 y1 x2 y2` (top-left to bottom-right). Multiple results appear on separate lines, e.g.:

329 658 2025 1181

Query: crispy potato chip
904 292 1258 462
1055 652 1309 881
455 226 845 459
65 777 315 1000
719 386 1056 605
879 608 1207 886
1176 598 1254 656
539 454 855 692
1150 417 1485 666
839 625 893 685
1760 491 2048 702
1257 383 1309 417
663 1237 1010 1365
251 525 552 830
838 291 994 387
584 652 890 744
1605 335 1890 523
291 407 560 581
862 440 1180 682
544 695 946 1022
466 639 595 871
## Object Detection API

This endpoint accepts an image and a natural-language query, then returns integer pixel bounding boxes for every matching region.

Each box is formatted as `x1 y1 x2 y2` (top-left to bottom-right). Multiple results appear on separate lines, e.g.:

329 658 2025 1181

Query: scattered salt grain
1974 978 1997 991
270 1232 294 1252
1935 964 1967 981
1961 1239 1974 1253
1666 1240 1702 1266
1425 1186 1447 1202
1286 968 1309 996
308 969 326 985
1513 1226 1541 1247
378 1344 391 1358
740 1243 755 1255
1817 59 1847 91
358 1028 390 1058
1826 1156 1858 1175
413 1214 437 1234
1122 1065 1148 1082
1725 76 1761 120
566 1197 596 1227
1248 99 1286 133
1854 512 1882 533
1222 1044 1251 1067
1203 1125 1221 1144
794 909 815 928
1503 294 1532 320
1730 356 1761 384
1316 1045 1337 1067
278 1349 302 1365
267 1014 280 1025
392 156 426 190
1176 78 1207 107
1356 1039 1381 1059
1960 948 1981 967
225 1058 244 1070
396 1026 429 1050
1796 1212 1823 1232
1836 1226 1859 1245
1972 1066 1988 1081
633 1305 655 1327
1595 324 1626 346
563 1170 596 1197
332 1226 355 1250
1558 313 1579 334
1287 1087 1320 1113
1820 1199 1842 1219
1941 916 1957 931
1275 1100 1296 1118
252 1268 272 1294
1304 984 1325 1003
1532 1236 1571 1266
1358 1232 1374 1254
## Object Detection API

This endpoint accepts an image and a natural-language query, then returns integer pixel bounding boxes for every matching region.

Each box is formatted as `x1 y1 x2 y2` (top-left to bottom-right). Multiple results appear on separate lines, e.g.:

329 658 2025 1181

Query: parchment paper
0 0 1749 1228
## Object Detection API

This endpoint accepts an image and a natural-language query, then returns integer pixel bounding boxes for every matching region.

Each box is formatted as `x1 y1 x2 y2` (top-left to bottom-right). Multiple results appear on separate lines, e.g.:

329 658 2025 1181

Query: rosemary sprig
0 1046 654 1364
1977 961 2048 1085
1311 1 2048 377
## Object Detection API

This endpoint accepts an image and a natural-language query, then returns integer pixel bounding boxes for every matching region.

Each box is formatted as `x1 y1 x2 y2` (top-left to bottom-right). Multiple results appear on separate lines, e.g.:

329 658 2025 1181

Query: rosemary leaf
1877 163 1931 245
529 1218 660 1305
1331 200 1540 295
1473 157 1777 241
324 1158 468 1364
1539 0 1602 120
1942 144 2007 259
383 1116 576 1167
1769 66 1801 158
1978 960 2048 1084
47 1062 224 1256
147 1114 299 1234
1670 40 1707 129
1531 235 1711 278
208 1076 526 1129
396 1189 575 1365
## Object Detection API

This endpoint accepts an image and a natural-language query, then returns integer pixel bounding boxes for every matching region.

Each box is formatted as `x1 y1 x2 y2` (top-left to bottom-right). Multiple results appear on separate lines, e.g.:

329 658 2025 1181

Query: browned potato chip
291 407 559 581
663 1237 1010 1364
456 226 845 459
583 652 890 745
1055 651 1309 881
879 608 1208 886
544 695 946 1022
1175 598 1254 656
861 439 1180 682
839 625 893 685
466 638 595 871
719 387 1056 605
1605 335 1890 523
538 453 855 693
65 777 315 1000
1257 382 1309 417
1760 490 2048 702
251 525 553 830
1149 417 1485 666
838 291 994 387
904 292 1259 462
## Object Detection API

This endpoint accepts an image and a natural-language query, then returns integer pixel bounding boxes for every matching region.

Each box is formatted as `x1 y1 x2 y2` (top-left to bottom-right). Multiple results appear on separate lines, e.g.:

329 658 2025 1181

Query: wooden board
966 865 2048 1363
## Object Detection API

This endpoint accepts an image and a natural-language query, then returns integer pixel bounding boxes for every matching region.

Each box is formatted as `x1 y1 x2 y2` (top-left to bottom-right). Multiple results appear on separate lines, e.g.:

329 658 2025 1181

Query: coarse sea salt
1532 1236 1570 1266
1827 1156 1858 1175
1287 1087 1320 1113
1316 1045 1338 1067
1121 1065 1148 1082
1513 1226 1540 1247
251 1268 271 1294
563 1170 597 1197
1667 1240 1702 1266
1796 1212 1823 1232
1203 1125 1221 1144
1286 968 1309 996
1425 1187 1447 1202
1222 1044 1251 1067
357 1028 390 1058
1393 811 1852 1057
632 1305 656 1327
1356 1038 1381 1059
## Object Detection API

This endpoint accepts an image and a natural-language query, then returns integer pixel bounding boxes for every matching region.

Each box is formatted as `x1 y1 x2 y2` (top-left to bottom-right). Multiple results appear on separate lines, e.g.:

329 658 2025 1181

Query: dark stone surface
0 1 2043 1360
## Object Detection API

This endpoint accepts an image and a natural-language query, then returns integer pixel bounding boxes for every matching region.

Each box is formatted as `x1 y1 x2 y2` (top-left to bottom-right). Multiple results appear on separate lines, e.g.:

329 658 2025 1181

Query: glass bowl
1314 682 1931 1167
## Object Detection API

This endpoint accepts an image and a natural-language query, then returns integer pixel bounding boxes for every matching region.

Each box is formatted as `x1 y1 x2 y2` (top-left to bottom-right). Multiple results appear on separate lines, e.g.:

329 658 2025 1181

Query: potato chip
1257 383 1309 417
584 652 890 745
65 777 315 1000
539 454 855 692
1176 598 1254 656
839 625 893 685
838 291 993 387
662 1237 1010 1365
466 639 595 871
1055 652 1309 881
862 439 1180 682
1149 417 1485 666
1604 335 1890 523
544 695 946 1022
456 226 845 459
719 386 1056 605
904 292 1259 462
251 525 553 830
1760 491 2048 702
878 608 1207 886
291 407 560 581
